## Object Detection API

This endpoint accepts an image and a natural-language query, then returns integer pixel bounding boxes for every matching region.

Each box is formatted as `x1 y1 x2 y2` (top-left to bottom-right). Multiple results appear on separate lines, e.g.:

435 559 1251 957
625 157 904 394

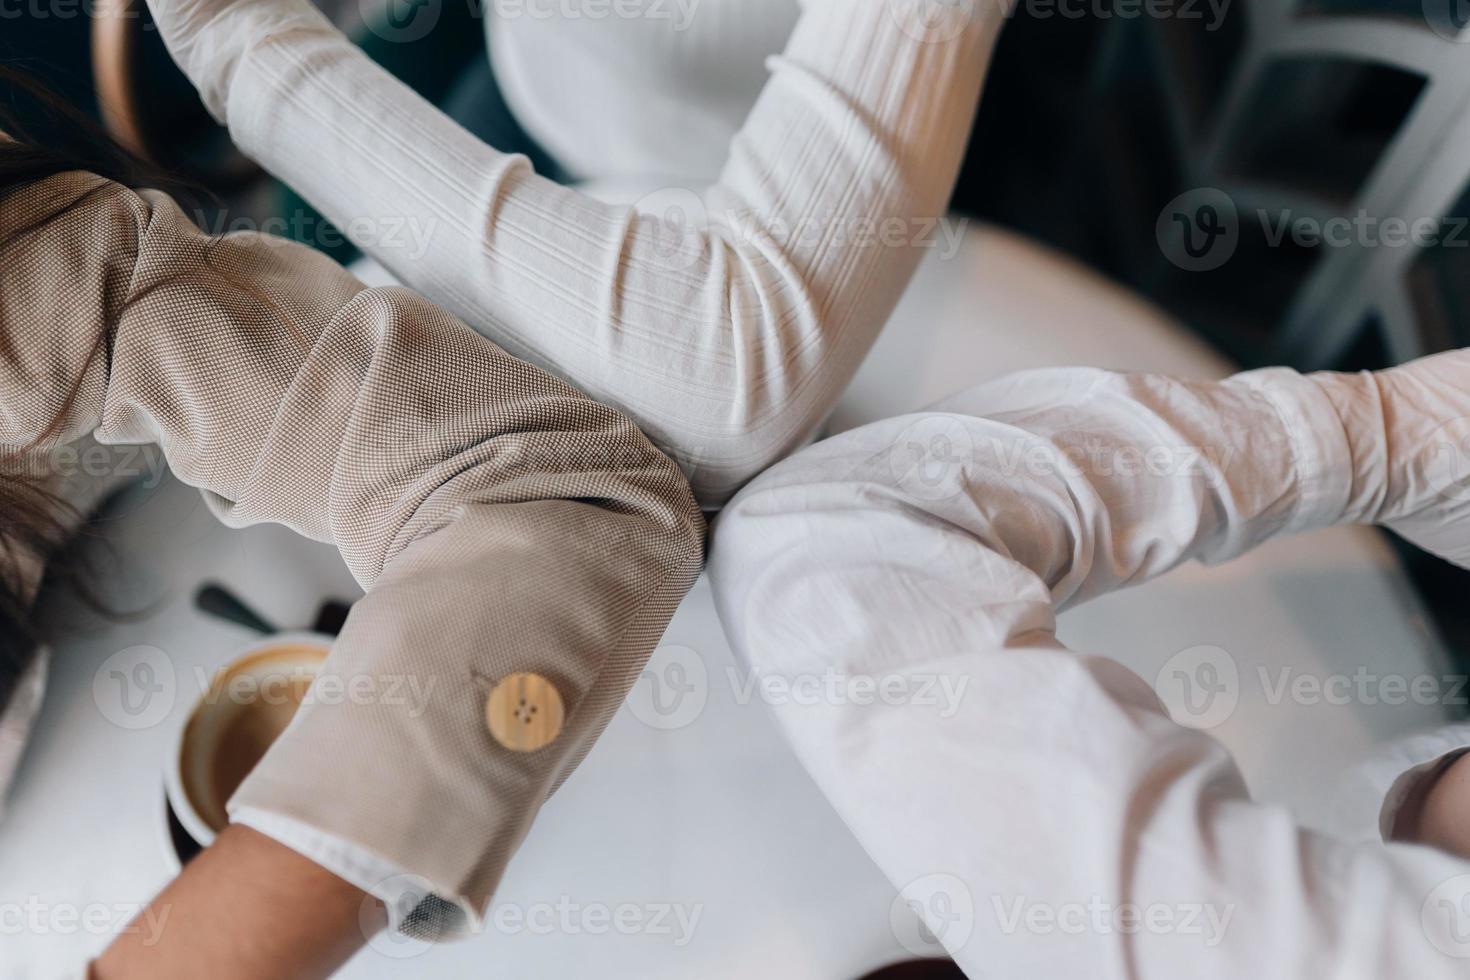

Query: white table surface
2 226 1455 978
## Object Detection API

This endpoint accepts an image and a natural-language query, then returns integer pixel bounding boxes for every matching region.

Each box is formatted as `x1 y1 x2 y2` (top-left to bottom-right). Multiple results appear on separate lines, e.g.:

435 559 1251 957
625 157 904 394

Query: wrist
1391 750 1470 856
146 0 336 124
1306 369 1393 526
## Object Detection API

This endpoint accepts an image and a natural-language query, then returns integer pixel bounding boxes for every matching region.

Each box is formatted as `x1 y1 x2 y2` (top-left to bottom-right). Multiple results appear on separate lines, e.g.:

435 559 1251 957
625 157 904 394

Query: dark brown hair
0 65 184 712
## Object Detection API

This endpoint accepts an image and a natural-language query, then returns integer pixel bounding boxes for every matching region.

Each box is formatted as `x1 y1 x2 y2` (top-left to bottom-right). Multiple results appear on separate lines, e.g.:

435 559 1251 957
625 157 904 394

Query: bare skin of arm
94 824 385 980
1394 752 1470 856
89 754 1470 980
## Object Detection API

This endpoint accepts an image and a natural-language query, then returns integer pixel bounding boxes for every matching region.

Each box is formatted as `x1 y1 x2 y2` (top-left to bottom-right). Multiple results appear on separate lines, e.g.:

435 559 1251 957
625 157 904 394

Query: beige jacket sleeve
0 172 705 921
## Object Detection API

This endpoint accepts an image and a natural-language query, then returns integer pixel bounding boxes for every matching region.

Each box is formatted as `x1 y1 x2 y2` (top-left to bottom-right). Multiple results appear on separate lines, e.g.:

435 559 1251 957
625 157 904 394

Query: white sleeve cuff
230 806 430 933
1230 366 1355 534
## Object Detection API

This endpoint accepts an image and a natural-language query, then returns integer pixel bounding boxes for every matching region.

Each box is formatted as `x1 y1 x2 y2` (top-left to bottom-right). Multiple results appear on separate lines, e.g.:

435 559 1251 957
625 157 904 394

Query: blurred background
6 0 1470 644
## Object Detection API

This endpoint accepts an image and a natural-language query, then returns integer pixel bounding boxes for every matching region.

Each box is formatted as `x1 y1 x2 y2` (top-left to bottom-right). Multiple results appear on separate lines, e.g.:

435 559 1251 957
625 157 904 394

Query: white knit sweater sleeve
141 0 1002 504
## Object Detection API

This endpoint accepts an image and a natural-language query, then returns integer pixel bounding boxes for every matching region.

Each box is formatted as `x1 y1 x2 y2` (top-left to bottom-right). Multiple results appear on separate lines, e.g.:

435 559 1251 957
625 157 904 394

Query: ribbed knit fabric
143 0 1005 504
486 0 802 184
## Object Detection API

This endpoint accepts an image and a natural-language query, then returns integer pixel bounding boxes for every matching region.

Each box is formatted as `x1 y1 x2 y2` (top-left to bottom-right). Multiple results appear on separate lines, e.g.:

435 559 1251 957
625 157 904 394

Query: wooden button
485 673 565 752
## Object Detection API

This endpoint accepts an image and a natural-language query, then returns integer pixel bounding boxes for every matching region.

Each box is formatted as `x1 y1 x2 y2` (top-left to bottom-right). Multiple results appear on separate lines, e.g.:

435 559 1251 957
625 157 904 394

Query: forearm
893 355 1470 607
899 366 1359 611
707 364 1356 683
95 825 379 980
229 494 700 922
5 175 704 948
708 366 1470 978
1307 348 1470 566
144 0 1000 502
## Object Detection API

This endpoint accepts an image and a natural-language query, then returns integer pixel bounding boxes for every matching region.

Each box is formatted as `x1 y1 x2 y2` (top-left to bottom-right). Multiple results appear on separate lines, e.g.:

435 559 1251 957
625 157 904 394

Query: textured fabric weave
0 172 705 917
710 358 1470 978
143 0 1005 504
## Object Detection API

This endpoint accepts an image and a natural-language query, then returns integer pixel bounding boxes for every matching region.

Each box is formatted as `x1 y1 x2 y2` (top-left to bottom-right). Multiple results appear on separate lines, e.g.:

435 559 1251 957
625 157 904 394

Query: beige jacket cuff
228 506 700 931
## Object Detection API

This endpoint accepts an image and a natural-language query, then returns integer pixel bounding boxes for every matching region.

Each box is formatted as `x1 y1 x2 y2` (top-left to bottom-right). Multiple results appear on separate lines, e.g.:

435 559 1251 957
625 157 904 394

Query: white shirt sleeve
709 357 1470 978
1331 726 1470 844
140 0 1001 504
